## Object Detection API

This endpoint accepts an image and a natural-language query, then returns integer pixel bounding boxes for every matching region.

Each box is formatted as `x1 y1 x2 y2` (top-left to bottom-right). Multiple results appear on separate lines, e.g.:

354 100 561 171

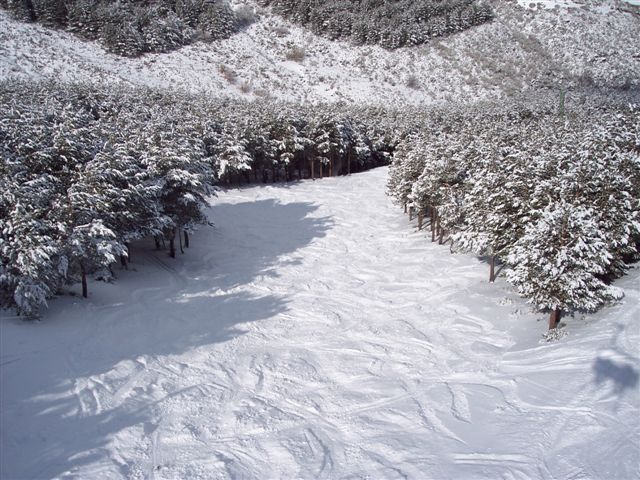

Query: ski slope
1 168 639 479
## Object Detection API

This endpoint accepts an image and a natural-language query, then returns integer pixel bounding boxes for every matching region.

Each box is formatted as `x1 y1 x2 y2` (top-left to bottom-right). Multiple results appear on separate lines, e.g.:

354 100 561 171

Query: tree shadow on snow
0 199 332 479
591 323 640 398
592 357 639 394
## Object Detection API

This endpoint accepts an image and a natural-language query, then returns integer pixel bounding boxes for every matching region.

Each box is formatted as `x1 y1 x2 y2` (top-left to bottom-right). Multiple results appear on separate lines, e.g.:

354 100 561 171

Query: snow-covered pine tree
175 0 204 27
72 140 165 267
589 108 640 277
197 0 238 41
313 119 343 177
0 179 68 317
138 110 213 258
5 0 35 21
506 200 623 330
140 4 192 53
409 135 468 244
387 134 428 211
350 125 372 175
284 117 314 179
99 3 146 57
31 0 66 26
0 85 76 315
66 0 102 40
455 121 538 281
65 219 126 298
214 128 253 184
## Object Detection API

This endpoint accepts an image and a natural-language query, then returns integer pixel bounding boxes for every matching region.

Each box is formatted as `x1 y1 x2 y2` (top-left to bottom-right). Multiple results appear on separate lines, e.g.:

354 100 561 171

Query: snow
2 167 639 479
1 1 639 106
516 0 582 9
517 0 639 9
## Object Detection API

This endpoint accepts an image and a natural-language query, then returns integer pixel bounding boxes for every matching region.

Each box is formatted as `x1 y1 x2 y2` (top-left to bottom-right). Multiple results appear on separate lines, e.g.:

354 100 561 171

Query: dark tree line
0 81 394 317
256 0 493 48
1 0 249 56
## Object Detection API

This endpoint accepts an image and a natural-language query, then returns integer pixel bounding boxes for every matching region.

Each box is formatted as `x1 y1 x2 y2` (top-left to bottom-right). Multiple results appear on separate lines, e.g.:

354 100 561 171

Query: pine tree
455 129 537 281
214 128 253 182
1 182 67 316
387 134 428 209
138 110 213 257
6 0 35 21
31 0 66 26
506 200 623 330
67 0 102 40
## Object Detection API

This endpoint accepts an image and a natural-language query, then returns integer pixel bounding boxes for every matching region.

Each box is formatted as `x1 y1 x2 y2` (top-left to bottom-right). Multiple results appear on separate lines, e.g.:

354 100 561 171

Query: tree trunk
120 254 128 270
329 156 333 177
311 158 315 180
154 236 161 250
489 255 496 282
320 161 323 179
409 206 413 221
549 308 562 330
431 209 436 242
431 213 436 242
179 228 184 254
418 212 424 230
404 203 407 214
347 150 351 175
184 230 190 248
81 263 88 299
169 230 176 258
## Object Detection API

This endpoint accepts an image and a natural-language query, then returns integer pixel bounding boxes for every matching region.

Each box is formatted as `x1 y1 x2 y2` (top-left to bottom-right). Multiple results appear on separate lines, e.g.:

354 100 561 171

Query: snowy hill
1 0 639 106
1 168 639 479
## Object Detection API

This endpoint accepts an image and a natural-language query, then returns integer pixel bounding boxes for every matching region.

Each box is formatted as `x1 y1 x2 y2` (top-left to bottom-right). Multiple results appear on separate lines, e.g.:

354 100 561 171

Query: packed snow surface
1 168 639 479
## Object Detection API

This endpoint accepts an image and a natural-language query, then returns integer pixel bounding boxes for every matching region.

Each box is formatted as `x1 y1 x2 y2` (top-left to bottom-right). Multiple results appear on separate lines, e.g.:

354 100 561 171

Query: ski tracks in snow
2 168 639 479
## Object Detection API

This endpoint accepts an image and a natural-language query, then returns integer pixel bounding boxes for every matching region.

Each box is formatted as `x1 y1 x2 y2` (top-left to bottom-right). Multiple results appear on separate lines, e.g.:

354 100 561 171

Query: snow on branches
256 0 492 49
0 81 393 316
387 94 640 330
1 0 249 57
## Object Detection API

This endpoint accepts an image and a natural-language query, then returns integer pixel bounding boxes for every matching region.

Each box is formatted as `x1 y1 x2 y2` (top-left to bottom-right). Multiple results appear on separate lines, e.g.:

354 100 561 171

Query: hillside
1 0 639 106
2 168 639 479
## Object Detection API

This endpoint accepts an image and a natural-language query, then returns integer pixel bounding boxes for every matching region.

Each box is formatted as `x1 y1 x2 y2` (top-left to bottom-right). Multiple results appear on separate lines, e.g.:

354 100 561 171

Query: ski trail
1 167 638 480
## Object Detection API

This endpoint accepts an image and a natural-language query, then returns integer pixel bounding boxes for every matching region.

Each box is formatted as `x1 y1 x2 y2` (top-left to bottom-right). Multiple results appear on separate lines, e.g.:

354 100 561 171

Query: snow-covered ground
1 0 639 106
1 168 638 479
